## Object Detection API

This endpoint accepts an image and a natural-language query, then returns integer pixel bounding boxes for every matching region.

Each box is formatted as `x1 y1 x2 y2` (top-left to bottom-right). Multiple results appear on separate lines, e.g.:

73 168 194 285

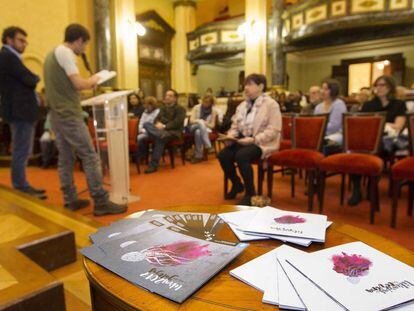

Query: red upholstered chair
391 112 414 228
279 113 293 151
318 113 385 224
128 118 139 154
267 114 328 211
127 118 140 173
165 137 186 168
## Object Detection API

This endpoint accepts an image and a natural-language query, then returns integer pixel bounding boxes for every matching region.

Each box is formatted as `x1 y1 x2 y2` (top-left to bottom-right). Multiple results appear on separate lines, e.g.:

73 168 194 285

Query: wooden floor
0 186 99 311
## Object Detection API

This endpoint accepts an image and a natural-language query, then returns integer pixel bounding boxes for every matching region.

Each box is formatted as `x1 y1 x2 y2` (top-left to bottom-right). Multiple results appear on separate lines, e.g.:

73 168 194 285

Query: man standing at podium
43 24 126 216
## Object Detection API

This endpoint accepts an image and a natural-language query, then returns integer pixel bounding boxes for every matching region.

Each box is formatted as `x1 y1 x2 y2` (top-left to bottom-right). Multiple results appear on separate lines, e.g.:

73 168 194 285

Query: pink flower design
332 252 372 279
141 241 211 266
274 215 306 224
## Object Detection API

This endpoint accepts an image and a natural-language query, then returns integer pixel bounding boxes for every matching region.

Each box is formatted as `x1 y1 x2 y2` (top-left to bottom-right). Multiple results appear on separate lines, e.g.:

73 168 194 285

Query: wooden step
0 186 77 310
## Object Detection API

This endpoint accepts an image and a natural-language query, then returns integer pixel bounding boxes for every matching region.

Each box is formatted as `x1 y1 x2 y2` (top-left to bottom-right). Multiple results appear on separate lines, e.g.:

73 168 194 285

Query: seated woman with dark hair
219 93 240 134
188 95 217 163
128 93 144 118
218 74 282 206
348 75 407 206
314 78 347 154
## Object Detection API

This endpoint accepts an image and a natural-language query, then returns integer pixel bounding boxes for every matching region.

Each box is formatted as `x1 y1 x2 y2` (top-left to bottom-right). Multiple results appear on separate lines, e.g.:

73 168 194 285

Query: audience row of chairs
259 112 414 228
88 117 220 174
88 112 413 229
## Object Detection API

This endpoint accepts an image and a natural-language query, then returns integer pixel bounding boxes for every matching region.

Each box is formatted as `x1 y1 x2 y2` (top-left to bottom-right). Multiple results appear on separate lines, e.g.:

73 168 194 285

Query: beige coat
190 103 218 130
228 94 282 158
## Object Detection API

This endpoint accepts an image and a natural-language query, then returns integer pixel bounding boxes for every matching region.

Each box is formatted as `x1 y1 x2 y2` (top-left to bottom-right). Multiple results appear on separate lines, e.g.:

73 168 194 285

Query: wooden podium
82 90 139 205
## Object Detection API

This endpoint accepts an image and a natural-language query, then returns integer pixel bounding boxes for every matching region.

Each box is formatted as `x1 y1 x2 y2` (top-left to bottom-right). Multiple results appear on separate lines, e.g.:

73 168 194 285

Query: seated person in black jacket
348 75 406 206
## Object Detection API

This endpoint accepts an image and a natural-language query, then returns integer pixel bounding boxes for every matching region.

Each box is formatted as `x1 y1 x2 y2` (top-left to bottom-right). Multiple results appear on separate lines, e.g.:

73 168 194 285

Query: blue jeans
136 132 149 160
9 120 35 190
143 123 174 168
189 122 212 158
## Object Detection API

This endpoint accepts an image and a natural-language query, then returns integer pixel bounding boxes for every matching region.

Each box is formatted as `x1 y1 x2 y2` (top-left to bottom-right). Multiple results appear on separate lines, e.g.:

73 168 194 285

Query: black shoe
27 186 46 194
94 201 127 216
191 157 203 164
64 199 90 211
348 191 362 206
237 195 252 206
225 183 244 200
21 188 47 200
144 166 158 174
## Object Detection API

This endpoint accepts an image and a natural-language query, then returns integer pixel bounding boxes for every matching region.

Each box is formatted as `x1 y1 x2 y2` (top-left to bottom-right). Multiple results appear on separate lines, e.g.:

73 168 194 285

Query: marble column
112 0 138 89
94 0 112 74
172 0 197 94
244 0 267 76
271 0 286 87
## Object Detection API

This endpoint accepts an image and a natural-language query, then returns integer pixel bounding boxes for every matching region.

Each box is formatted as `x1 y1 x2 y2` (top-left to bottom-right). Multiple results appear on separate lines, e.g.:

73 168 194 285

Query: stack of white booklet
231 242 414 310
219 206 331 247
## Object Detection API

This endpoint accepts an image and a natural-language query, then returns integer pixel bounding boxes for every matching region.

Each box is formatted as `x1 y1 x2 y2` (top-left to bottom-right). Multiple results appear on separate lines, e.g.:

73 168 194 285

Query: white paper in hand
95 70 117 85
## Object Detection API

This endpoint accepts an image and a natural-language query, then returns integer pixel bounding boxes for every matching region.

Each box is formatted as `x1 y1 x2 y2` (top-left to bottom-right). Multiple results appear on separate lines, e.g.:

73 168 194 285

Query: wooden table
83 205 414 311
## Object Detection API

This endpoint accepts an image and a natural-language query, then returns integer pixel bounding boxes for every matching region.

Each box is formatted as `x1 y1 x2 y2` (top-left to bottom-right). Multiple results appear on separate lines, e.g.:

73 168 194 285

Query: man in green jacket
43 24 126 216
143 89 186 174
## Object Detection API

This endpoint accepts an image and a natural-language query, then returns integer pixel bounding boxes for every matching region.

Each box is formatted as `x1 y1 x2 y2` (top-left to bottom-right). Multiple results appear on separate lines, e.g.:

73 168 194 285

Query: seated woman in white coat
217 74 282 206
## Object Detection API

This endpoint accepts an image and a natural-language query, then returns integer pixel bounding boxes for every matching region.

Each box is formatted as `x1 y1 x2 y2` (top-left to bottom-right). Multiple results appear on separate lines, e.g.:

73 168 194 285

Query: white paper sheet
95 69 117 85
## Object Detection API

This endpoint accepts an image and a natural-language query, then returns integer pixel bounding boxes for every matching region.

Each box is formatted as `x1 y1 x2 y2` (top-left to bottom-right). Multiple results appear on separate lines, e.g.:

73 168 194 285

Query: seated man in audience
284 92 301 113
189 95 217 163
143 89 186 174
302 85 321 114
350 87 371 112
136 96 159 161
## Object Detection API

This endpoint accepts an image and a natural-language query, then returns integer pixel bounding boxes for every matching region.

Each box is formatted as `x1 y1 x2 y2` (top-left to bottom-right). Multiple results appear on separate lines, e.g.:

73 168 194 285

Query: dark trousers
218 143 262 196
143 123 174 168
10 120 35 190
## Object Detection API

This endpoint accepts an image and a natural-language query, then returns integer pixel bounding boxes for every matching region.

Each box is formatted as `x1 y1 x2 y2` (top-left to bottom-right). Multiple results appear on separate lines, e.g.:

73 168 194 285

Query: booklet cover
287 241 414 311
277 245 343 311
245 206 327 241
276 245 306 310
230 246 279 292
81 226 248 303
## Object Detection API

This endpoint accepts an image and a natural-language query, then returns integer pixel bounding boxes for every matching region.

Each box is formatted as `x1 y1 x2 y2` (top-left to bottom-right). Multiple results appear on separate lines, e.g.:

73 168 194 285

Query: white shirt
54 44 79 76
138 108 160 134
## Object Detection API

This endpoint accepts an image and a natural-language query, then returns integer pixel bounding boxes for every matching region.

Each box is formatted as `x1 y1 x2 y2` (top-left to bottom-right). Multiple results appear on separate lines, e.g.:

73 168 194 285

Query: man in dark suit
0 26 46 199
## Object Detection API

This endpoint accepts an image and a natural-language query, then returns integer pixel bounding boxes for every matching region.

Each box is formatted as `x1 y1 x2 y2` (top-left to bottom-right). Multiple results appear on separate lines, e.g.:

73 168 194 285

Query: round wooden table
83 205 414 311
